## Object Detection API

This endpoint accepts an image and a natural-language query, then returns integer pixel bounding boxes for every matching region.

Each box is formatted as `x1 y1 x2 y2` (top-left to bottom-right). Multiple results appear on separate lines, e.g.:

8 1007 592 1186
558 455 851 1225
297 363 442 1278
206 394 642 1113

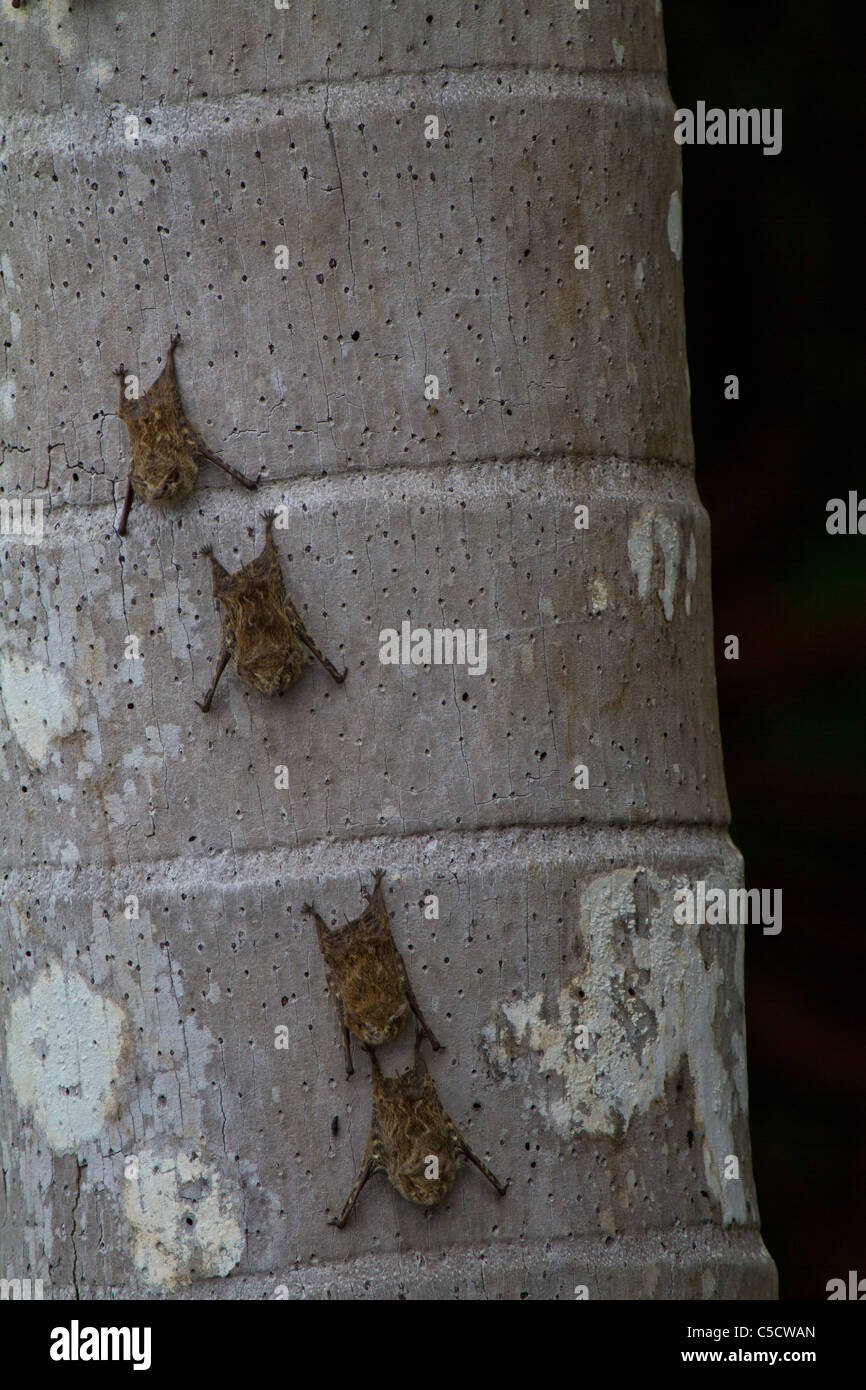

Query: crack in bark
70 1157 86 1300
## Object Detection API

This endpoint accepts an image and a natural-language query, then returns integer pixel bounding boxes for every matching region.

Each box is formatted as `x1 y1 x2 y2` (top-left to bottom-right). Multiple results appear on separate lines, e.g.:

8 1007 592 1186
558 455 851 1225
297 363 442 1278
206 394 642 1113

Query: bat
196 508 346 711
303 869 440 1077
331 1031 507 1227
113 331 256 535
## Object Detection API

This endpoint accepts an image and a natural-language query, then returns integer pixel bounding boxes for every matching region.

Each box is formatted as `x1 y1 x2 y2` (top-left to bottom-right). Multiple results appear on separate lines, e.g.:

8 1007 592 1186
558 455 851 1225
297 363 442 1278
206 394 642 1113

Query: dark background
663 2 864 1299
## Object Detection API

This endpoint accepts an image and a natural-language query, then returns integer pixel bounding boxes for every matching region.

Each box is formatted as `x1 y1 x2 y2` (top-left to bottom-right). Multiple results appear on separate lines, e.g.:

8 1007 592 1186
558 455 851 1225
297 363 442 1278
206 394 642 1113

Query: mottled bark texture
0 2 776 1298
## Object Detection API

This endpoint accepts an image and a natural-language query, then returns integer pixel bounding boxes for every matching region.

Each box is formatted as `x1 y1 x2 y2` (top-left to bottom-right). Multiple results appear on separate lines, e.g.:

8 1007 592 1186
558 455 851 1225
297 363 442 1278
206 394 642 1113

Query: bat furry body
197 509 346 710
114 332 256 534
331 1032 507 1227
304 869 441 1076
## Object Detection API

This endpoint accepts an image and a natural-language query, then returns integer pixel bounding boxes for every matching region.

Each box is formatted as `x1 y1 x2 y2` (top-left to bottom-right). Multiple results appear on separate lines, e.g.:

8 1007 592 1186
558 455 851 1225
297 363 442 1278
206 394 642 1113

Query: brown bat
303 869 440 1077
196 509 346 711
113 332 257 535
330 1031 507 1227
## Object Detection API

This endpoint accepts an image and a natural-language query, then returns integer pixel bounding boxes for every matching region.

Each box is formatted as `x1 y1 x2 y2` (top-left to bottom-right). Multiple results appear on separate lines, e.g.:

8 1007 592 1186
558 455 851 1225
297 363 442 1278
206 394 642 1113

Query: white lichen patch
41 0 78 58
87 59 115 85
0 379 16 421
5 0 77 56
123 1147 245 1290
482 868 748 1224
667 190 683 261
7 959 125 1152
628 509 682 621
588 576 609 614
59 839 81 868
0 649 82 768
82 899 223 1155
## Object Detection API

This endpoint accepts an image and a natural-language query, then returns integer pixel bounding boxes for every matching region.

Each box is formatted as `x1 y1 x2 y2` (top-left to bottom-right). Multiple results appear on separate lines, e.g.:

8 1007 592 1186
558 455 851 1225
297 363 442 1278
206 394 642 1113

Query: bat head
344 998 408 1047
133 443 197 503
393 1140 460 1207
236 642 304 695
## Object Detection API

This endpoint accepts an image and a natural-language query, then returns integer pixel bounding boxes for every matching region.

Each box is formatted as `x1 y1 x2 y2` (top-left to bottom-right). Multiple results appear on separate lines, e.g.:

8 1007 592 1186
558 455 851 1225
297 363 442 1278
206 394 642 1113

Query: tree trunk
0 1 776 1299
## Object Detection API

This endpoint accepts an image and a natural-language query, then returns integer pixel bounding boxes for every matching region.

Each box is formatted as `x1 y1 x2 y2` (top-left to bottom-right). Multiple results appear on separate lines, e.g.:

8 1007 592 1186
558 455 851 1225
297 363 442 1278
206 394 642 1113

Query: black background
663 1 864 1299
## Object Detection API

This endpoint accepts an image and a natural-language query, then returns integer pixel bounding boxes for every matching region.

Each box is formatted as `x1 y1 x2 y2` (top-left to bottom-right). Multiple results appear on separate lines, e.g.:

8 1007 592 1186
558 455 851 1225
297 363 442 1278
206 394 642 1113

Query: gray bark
0 1 776 1298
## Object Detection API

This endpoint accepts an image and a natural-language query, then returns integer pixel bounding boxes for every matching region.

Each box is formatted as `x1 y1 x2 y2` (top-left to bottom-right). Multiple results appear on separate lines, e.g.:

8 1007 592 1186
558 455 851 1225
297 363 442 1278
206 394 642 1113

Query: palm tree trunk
0 1 775 1298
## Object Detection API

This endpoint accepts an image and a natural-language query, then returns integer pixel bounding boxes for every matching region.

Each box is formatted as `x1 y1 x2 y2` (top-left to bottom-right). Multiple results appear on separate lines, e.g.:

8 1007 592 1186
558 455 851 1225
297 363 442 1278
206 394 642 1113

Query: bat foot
334 666 348 684
113 363 126 379
194 698 212 713
241 473 259 490
327 1217 345 1229
115 521 127 538
169 331 182 352
362 869 385 902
